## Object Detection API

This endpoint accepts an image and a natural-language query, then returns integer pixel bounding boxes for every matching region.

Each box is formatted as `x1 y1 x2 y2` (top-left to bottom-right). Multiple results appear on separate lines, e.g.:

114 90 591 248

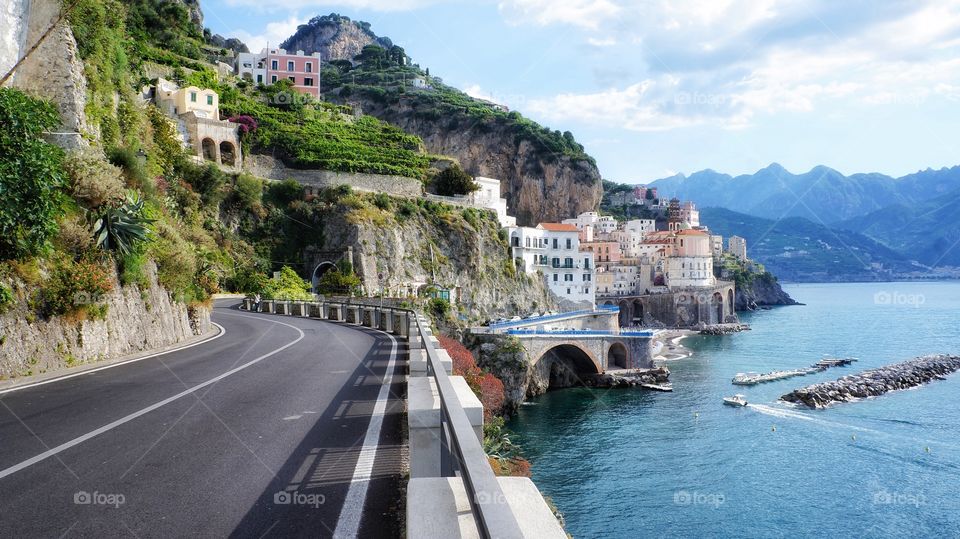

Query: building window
564 257 573 268
287 61 295 71
552 258 560 268
566 238 572 249
190 92 197 103
288 76 296 83
305 62 313 73
271 75 278 83
271 60 278 70
304 77 313 86
564 274 573 282
553 274 558 282
257 74 263 83
206 95 214 106
567 288 571 295
553 238 558 249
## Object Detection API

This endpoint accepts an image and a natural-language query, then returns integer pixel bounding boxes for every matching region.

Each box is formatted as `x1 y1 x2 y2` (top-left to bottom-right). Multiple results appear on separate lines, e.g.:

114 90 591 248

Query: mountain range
643 164 960 274
648 163 960 224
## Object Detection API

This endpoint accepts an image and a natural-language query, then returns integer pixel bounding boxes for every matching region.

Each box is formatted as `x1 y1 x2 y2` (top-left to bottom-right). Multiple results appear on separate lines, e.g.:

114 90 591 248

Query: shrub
315 268 362 296
263 265 313 300
64 150 126 209
38 257 113 318
0 88 66 260
107 147 152 194
180 162 227 207
54 214 94 257
232 173 263 211
0 282 12 313
228 115 258 135
93 194 153 257
120 249 150 288
432 164 478 196
372 192 392 211
439 335 506 420
266 179 304 207
428 297 451 319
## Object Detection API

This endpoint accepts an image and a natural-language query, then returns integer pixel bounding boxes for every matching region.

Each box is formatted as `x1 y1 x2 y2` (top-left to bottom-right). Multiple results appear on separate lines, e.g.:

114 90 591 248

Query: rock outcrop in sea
781 354 960 408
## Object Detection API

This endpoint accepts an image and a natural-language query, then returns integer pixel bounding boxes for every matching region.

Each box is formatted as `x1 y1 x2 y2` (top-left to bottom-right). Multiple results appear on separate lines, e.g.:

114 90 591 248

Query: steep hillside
839 187 960 267
700 207 921 282
287 14 603 225
649 163 960 224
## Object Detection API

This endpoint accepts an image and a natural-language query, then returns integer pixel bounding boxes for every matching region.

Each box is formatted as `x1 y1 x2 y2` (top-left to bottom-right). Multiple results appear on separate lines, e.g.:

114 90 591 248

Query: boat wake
747 403 884 435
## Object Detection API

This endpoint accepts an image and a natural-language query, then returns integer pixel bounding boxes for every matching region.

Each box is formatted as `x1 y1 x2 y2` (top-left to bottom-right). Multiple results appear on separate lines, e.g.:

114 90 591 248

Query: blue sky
200 0 960 184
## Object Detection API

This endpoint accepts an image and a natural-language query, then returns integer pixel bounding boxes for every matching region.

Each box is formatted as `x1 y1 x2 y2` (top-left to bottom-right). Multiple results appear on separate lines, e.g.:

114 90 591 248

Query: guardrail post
264 300 274 313
242 298 252 311
381 309 392 332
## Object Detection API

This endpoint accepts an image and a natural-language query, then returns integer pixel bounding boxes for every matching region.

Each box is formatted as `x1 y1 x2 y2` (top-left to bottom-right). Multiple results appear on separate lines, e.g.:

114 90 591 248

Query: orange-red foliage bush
439 335 506 420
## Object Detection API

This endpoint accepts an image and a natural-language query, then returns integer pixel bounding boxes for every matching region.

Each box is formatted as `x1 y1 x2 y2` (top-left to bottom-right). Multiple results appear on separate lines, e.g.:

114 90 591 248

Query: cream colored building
156 79 220 119
729 235 747 260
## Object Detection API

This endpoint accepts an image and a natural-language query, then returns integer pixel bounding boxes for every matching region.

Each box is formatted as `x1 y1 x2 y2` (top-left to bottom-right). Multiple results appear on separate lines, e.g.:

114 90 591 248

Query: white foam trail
748 404 884 435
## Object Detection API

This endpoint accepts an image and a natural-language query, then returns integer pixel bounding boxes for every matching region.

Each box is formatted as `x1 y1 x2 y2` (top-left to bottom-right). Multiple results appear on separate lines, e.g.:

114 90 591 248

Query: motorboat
723 394 748 407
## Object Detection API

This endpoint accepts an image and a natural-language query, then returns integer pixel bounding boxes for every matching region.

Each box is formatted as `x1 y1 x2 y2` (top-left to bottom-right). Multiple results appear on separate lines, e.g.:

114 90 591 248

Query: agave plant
93 194 154 256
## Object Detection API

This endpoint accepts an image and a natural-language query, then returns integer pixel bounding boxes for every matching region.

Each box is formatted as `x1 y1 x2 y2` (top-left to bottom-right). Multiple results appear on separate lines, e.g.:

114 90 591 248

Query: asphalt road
0 300 407 538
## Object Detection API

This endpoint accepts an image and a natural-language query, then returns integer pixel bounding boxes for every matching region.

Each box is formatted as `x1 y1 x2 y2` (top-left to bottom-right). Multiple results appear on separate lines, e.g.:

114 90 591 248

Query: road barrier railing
241 297 564 538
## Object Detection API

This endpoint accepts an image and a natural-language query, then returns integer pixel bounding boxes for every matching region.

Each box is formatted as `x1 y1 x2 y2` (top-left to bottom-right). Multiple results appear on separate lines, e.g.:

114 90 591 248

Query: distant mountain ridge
648 163 960 224
699 207 922 282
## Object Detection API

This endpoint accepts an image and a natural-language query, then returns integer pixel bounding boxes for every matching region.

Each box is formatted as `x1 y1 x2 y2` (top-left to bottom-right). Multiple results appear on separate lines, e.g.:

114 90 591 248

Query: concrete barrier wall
239 299 565 538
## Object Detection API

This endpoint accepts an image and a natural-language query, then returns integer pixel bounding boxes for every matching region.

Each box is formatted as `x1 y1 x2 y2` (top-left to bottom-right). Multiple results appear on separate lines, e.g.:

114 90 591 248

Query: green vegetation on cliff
322 49 595 166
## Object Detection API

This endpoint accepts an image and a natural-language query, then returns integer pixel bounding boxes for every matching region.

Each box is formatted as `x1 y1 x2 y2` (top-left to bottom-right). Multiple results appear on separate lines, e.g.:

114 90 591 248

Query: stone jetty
781 354 960 409
585 366 670 389
698 323 751 335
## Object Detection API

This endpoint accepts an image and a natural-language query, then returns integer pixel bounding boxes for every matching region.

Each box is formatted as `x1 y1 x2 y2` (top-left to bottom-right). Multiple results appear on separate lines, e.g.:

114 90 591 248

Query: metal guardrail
505 328 655 337
245 298 524 538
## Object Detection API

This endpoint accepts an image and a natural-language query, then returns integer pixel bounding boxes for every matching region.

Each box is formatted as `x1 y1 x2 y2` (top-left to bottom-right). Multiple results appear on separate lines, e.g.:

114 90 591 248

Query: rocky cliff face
313 204 556 319
352 99 604 225
0 262 210 380
281 14 391 61
735 277 799 310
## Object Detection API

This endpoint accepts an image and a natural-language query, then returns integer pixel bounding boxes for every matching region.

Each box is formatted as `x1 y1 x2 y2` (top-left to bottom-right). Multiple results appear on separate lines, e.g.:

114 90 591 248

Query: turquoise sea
509 282 960 538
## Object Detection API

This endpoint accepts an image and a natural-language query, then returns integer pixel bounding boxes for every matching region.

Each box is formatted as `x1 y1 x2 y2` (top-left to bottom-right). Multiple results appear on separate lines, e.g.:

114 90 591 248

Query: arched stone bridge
514 333 655 376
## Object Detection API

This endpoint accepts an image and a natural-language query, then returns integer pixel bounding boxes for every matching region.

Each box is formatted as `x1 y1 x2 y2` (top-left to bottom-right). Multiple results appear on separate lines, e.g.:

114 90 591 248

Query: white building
710 235 724 258
729 235 747 260
681 201 700 228
470 177 516 227
235 51 267 84
562 211 618 240
617 219 657 257
665 229 716 288
509 223 596 307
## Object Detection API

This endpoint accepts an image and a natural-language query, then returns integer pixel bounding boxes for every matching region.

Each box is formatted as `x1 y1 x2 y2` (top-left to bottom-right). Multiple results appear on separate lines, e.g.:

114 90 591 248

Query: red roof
538 223 579 232
676 229 708 236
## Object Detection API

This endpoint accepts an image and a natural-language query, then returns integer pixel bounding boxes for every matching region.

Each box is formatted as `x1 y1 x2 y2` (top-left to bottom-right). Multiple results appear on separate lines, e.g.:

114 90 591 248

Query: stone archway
311 261 337 292
617 300 630 328
201 138 217 163
219 141 237 166
536 344 602 390
632 300 644 326
713 292 724 324
609 342 629 369
728 289 735 316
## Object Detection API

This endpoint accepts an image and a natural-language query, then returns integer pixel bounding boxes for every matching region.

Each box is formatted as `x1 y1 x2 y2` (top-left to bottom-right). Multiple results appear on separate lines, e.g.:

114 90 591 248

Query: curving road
0 300 407 538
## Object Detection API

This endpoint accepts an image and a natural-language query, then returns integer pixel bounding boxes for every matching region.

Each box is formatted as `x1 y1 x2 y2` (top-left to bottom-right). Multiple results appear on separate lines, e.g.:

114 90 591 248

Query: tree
263 266 312 300
0 88 66 260
433 165 479 197
316 268 362 296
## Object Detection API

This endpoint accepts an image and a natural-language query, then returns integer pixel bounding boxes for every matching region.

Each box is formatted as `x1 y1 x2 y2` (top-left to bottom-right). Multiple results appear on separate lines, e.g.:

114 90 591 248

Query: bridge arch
608 342 629 369
632 300 644 326
713 291 724 323
535 343 602 390
728 289 735 317
201 138 217 162
219 141 237 166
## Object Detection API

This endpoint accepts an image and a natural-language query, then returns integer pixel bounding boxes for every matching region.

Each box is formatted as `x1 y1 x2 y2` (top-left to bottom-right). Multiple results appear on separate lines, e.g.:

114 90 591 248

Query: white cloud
498 0 621 29
230 15 307 52
519 0 960 131
587 36 617 47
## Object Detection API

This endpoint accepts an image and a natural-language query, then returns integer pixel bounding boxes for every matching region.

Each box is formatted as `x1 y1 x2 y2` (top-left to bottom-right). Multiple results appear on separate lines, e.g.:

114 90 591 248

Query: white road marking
0 315 304 481
333 332 399 539
0 323 227 396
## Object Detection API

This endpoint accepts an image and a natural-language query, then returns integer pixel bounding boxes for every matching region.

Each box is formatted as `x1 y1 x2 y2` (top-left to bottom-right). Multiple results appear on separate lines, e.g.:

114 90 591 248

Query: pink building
264 48 322 98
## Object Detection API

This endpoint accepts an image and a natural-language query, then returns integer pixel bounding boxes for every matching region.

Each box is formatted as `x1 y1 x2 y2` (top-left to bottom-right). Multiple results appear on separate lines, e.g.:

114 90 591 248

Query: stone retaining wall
245 154 423 197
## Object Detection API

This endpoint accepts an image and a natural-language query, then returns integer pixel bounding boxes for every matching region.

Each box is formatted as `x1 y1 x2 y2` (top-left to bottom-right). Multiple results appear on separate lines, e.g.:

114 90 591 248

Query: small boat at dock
641 383 673 392
723 394 748 407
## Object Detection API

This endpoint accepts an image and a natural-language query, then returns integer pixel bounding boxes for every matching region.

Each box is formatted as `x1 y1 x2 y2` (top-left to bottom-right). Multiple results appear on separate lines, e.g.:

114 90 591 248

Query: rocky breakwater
698 323 751 335
585 367 670 389
781 355 960 409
